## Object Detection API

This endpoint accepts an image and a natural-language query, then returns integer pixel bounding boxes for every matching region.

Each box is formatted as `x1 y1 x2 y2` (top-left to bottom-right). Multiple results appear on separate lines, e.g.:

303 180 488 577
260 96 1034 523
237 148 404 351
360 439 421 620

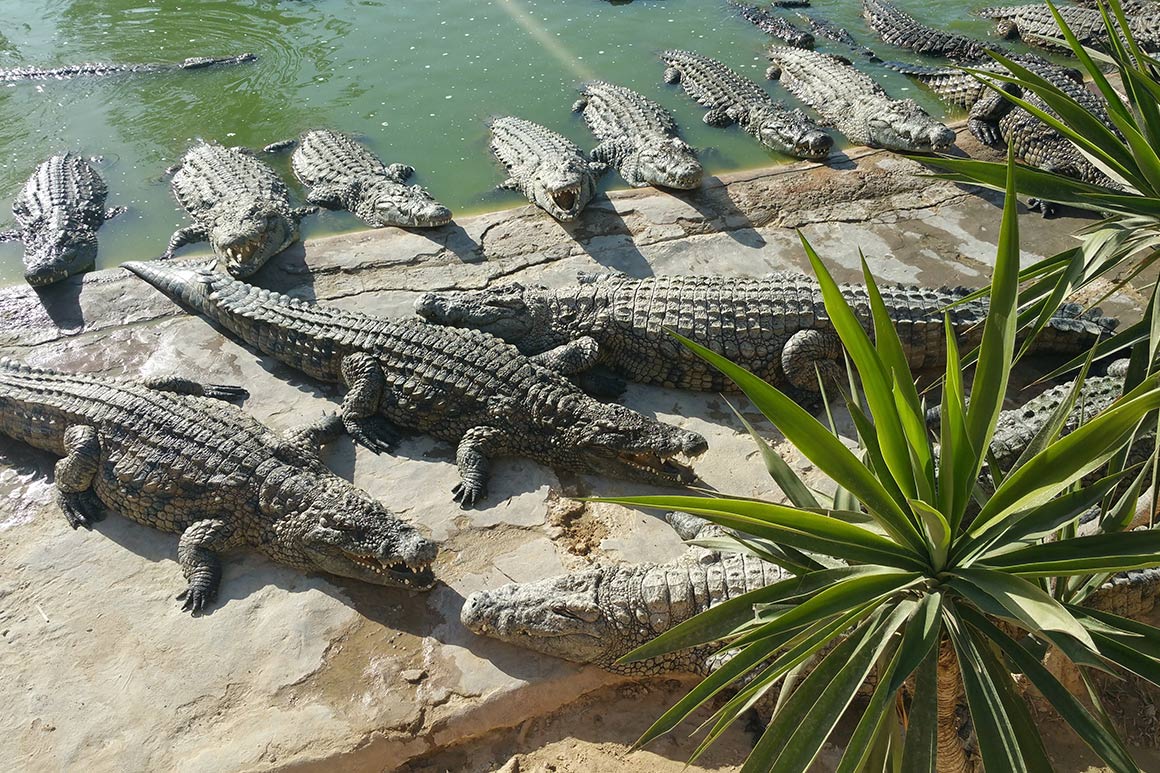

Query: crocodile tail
124 260 222 312
882 60 955 78
1028 303 1119 354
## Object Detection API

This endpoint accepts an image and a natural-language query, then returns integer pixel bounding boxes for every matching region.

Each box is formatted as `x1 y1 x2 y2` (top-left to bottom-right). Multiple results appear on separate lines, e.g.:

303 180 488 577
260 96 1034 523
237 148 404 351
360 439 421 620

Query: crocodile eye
552 605 585 621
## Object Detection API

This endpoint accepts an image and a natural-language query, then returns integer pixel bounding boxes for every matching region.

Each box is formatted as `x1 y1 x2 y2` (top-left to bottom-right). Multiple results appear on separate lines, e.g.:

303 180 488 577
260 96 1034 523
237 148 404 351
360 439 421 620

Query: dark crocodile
796 14 882 60
863 0 1009 61
0 358 437 613
0 153 124 287
659 50 832 159
766 47 956 153
571 80 703 190
729 1 815 48
265 129 452 229
0 53 256 82
489 116 605 222
976 4 1160 52
414 272 1115 396
126 262 708 508
164 140 316 278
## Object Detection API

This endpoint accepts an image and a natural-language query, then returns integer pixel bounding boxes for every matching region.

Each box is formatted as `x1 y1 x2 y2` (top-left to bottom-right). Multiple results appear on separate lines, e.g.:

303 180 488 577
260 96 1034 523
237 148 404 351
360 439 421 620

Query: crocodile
796 14 882 60
659 50 832 159
862 0 1011 61
414 272 1115 396
489 116 605 222
887 58 1123 212
125 261 708 508
164 140 316 278
729 0 816 48
0 53 256 83
571 81 703 190
766 47 956 153
0 358 437 613
0 153 124 287
975 4 1160 52
264 129 452 229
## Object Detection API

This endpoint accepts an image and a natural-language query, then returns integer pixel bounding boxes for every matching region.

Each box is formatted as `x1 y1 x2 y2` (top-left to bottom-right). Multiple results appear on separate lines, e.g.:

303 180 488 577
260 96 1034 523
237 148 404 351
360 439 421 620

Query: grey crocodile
0 53 256 83
863 0 1009 61
126 262 708 508
0 358 437 613
888 58 1122 212
659 50 833 159
164 140 316 278
265 129 452 229
729 1 815 48
766 47 956 153
796 14 882 60
414 272 1115 396
571 81 703 190
0 153 124 287
489 116 605 222
976 4 1160 52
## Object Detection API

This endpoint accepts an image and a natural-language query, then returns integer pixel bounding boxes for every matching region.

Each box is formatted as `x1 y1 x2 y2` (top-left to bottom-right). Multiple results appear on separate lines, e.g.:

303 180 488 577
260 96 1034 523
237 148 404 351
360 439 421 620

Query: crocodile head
531 159 596 221
866 100 956 153
277 472 437 590
461 566 625 666
622 137 704 190
209 198 297 278
413 283 548 346
748 105 833 159
355 178 452 228
22 215 97 286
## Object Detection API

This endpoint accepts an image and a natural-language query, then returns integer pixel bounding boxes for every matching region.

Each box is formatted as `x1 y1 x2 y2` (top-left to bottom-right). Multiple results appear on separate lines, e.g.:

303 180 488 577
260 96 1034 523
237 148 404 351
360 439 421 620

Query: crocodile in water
0 53 256 82
489 116 605 222
863 0 1011 61
729 0 815 48
976 4 1160 52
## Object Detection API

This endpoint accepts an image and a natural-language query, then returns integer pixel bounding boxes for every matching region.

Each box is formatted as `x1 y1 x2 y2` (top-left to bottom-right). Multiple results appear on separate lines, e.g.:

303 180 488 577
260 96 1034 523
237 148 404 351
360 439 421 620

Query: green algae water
0 0 1044 284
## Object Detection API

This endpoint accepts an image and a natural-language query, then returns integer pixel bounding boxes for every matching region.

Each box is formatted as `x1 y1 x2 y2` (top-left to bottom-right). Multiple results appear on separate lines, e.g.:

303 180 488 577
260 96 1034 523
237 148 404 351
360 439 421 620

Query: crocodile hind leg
163 224 209 258
280 413 344 459
385 163 415 183
56 425 105 529
176 518 235 613
339 352 402 453
453 426 504 508
782 329 844 392
531 337 627 398
104 206 127 221
140 375 249 402
0 229 22 242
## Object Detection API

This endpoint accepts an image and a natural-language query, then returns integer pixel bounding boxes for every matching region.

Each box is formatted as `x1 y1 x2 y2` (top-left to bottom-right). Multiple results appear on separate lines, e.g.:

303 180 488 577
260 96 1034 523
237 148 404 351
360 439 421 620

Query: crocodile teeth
550 186 579 212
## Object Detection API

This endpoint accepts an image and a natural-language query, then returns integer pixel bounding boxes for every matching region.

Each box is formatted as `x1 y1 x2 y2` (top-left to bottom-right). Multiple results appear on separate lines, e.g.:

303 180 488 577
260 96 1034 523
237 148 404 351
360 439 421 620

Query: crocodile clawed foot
59 490 105 530
344 416 400 454
1027 198 1059 218
177 581 218 614
452 481 487 509
199 384 250 402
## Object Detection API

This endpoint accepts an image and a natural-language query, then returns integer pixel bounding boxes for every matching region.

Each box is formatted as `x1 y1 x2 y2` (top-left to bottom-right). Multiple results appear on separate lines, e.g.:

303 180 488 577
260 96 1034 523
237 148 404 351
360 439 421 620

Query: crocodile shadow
680 175 768 249
31 276 86 333
561 194 654 278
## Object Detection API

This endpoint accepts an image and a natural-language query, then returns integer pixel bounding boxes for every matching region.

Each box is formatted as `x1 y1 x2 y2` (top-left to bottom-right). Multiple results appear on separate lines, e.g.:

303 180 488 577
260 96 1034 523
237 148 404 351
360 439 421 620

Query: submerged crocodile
976 4 1160 52
489 116 605 222
414 272 1115 396
0 153 124 287
264 129 452 229
164 140 316 278
863 0 1009 61
659 50 832 159
766 47 956 153
0 359 437 613
571 81 703 190
796 14 882 60
126 262 708 508
729 1 815 48
0 53 256 83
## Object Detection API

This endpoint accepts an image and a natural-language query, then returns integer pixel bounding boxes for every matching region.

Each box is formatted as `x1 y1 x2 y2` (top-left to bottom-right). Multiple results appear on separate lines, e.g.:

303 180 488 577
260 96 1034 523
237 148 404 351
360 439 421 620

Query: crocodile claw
344 416 400 454
59 490 105 530
1027 198 1059 218
200 384 250 402
452 481 487 509
177 571 219 614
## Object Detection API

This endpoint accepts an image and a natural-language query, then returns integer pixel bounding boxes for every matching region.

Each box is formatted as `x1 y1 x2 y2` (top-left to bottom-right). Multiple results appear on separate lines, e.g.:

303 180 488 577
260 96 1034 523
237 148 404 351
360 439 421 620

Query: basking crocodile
126 262 708 508
0 359 437 613
489 116 605 222
976 4 1160 52
414 272 1115 396
796 14 882 60
729 0 815 48
887 58 1122 212
164 140 316 278
0 153 124 286
0 53 256 83
659 50 832 159
863 0 1010 61
766 47 956 153
571 81 703 190
264 129 452 229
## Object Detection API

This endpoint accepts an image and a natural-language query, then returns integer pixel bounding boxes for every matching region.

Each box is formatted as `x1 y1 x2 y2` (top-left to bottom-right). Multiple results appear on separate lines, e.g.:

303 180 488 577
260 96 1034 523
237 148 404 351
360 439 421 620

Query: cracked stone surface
0 132 1146 772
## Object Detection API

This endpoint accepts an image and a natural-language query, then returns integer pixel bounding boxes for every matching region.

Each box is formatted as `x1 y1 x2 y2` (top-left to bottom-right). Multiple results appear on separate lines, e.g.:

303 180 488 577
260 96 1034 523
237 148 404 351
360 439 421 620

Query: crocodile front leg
305 183 349 210
782 329 843 392
164 224 209 258
104 206 128 221
967 88 1014 148
291 205 319 224
140 375 249 402
453 426 504 508
385 163 415 183
176 518 235 613
0 229 22 242
530 336 602 375
55 424 104 530
339 352 402 453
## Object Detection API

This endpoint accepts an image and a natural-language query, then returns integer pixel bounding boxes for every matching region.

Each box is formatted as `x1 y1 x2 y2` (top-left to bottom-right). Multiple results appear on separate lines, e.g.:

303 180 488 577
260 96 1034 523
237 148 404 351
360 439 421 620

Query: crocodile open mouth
550 186 579 212
350 554 436 589
617 451 698 484
222 238 262 264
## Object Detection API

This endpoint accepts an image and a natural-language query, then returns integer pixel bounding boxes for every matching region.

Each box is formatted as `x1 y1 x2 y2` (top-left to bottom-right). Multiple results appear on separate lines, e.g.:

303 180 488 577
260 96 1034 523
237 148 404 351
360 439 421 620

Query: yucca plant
592 156 1160 770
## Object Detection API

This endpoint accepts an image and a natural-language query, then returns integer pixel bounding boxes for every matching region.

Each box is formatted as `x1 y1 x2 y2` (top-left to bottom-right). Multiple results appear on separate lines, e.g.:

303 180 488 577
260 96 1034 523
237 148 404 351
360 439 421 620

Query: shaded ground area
0 130 1149 772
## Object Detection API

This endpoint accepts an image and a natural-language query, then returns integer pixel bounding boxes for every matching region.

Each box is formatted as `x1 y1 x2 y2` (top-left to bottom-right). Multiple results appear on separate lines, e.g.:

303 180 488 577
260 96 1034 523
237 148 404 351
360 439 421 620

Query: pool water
0 0 1046 283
